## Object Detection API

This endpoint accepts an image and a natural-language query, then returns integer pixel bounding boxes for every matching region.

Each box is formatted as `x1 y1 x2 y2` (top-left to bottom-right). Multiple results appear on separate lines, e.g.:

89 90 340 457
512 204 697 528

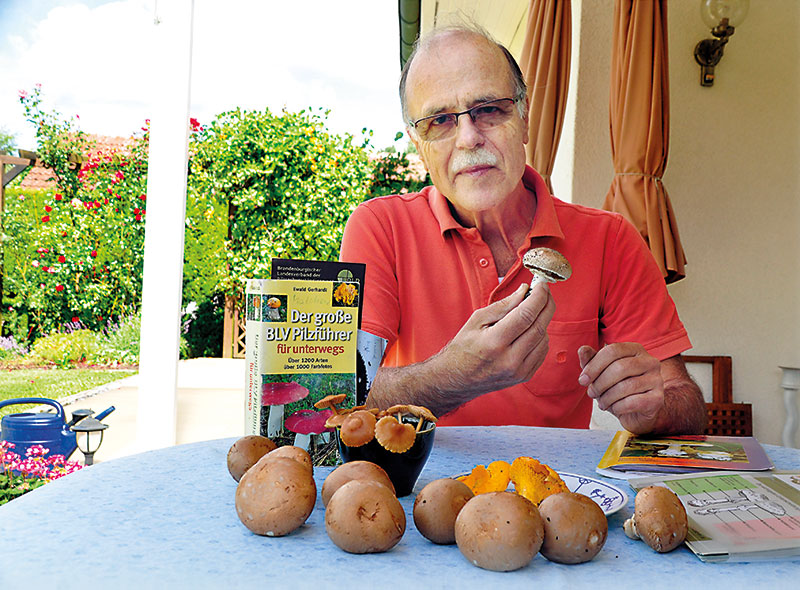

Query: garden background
1 85 429 405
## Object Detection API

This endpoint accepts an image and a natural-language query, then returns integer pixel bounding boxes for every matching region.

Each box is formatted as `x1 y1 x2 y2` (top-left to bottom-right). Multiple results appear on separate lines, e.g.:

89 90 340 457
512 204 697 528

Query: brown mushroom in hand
624 485 688 553
522 247 572 294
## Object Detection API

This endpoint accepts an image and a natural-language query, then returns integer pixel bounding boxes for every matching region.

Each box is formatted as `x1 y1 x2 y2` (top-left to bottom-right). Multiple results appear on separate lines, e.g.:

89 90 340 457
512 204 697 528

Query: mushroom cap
325 479 406 553
455 491 544 572
284 409 333 435
235 455 316 537
631 485 688 553
339 410 377 447
374 415 416 453
314 393 347 411
522 247 572 282
265 445 313 474
226 435 277 482
261 381 310 405
321 460 396 506
385 404 438 424
266 297 281 308
538 492 608 564
413 478 474 544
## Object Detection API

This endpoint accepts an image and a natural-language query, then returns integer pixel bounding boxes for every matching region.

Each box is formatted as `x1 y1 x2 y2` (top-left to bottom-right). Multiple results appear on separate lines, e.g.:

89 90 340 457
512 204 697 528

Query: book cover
597 431 774 474
271 258 385 405
629 470 800 562
244 277 360 442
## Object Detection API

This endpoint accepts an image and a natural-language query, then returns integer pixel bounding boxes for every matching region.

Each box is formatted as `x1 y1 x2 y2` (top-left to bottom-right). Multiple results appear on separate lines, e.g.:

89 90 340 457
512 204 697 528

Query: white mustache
450 149 498 174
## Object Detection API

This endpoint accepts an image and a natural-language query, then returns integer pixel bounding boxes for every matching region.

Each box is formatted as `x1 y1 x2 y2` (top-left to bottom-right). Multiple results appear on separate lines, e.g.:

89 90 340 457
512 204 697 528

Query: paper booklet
597 431 774 477
629 471 800 562
244 268 361 440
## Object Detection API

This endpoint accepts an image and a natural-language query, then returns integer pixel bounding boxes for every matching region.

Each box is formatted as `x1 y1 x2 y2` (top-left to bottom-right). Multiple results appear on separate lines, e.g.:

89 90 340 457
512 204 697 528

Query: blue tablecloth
1 426 798 589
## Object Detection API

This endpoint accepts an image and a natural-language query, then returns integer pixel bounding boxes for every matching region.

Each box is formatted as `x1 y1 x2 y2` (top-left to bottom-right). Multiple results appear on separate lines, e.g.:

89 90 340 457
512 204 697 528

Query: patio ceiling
398 0 530 68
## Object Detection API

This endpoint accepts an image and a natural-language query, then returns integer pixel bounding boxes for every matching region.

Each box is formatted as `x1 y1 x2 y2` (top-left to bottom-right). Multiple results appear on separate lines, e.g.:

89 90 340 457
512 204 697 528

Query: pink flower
36 247 49 253
32 260 39 267
116 171 124 180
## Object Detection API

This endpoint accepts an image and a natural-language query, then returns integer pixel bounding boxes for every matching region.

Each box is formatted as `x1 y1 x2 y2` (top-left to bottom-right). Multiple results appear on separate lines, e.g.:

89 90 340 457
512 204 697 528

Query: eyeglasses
410 97 520 142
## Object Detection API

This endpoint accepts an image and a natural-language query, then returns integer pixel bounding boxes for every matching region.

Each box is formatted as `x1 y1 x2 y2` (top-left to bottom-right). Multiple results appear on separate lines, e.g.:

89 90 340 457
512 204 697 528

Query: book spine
244 280 263 436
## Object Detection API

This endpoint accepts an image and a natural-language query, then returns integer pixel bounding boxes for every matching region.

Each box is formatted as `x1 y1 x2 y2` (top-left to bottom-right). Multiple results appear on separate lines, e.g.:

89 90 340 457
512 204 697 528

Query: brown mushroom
314 394 347 414
522 247 572 293
374 415 416 453
226 435 277 482
538 492 608 564
624 485 688 553
321 460 396 506
455 491 544 572
413 478 474 544
325 479 406 553
265 445 313 474
339 409 377 447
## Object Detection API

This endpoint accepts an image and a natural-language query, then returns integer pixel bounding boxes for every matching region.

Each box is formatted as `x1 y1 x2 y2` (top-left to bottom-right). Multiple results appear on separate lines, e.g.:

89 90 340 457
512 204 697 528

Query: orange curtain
519 0 571 195
604 0 686 283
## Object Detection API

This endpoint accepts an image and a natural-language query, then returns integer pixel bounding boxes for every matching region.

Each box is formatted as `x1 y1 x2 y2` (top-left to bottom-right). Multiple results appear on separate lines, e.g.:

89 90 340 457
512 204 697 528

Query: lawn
0 368 137 417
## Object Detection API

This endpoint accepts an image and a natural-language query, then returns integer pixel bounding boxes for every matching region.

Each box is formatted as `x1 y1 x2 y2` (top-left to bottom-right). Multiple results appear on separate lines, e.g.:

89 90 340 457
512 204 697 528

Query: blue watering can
0 398 115 461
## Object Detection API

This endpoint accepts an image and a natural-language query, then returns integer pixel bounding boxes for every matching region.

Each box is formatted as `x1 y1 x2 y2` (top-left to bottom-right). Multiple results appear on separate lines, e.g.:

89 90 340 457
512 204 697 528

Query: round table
1 426 798 589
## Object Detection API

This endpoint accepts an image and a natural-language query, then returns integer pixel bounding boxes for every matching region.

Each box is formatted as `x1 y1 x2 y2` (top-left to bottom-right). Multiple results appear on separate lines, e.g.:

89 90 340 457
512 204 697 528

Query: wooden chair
682 355 753 437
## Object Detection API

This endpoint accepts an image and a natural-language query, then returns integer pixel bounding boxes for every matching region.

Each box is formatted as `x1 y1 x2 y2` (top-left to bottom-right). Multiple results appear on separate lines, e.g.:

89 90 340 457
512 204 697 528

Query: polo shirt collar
428 165 565 240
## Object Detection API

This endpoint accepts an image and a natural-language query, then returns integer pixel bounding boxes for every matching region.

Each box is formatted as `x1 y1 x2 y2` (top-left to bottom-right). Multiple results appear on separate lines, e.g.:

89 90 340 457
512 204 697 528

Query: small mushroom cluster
318 399 438 454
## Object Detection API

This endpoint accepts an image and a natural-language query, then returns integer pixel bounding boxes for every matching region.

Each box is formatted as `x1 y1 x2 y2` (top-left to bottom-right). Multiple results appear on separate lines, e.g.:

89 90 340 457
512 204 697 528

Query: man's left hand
577 343 665 434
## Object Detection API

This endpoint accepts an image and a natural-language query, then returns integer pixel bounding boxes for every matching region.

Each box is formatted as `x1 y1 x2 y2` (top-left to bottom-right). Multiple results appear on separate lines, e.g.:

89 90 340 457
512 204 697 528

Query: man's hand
578 344 707 435
367 281 555 417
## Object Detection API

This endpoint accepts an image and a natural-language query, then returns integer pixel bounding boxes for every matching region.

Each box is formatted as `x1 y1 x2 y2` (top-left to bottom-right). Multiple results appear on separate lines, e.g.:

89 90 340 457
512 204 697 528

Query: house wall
554 0 800 446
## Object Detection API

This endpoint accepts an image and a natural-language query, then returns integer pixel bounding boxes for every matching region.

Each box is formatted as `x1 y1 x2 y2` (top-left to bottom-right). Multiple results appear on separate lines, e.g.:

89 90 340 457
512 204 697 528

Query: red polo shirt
340 166 691 428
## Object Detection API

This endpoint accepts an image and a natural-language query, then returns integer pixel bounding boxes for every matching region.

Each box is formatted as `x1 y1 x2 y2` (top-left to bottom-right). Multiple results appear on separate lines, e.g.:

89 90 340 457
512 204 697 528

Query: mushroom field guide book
629 470 800 562
244 272 361 440
597 431 774 476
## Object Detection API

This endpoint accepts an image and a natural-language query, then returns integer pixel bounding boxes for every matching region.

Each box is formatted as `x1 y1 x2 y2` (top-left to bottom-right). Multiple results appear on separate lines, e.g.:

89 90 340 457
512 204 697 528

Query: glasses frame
409 97 521 142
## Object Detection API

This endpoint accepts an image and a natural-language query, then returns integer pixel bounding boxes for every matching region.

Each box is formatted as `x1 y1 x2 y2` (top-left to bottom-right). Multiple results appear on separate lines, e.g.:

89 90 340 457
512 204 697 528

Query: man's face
405 33 529 221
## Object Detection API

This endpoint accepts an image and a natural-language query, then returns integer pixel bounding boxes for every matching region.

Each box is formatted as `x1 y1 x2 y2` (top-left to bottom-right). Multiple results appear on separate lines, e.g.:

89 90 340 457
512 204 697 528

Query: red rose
45 205 52 212
41 215 50 222
58 255 66 263
72 317 79 323
90 250 97 257
55 284 64 292
55 194 63 201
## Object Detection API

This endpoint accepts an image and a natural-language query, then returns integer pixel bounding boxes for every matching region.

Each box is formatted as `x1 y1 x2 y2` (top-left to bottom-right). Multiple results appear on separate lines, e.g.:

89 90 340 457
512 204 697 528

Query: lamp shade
700 0 749 28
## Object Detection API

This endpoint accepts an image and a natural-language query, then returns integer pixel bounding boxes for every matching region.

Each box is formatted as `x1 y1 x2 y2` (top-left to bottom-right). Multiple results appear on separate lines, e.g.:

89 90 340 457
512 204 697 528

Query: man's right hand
366 281 555 417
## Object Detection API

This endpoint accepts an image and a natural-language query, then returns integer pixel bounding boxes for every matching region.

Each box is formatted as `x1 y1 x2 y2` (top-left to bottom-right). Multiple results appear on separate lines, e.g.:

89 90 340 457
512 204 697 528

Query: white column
780 366 800 448
136 0 195 451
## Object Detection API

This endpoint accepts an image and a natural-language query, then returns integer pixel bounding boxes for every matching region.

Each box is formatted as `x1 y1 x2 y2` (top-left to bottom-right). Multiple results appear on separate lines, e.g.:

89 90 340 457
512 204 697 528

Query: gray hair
399 24 528 127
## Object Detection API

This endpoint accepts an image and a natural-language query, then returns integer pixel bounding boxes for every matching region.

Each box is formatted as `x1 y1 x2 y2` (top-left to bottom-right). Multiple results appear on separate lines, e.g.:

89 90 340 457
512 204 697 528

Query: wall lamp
694 0 749 87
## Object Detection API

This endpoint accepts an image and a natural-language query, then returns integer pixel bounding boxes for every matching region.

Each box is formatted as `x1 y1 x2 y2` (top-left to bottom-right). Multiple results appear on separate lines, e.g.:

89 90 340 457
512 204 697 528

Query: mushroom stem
292 433 311 451
623 516 639 540
266 404 284 438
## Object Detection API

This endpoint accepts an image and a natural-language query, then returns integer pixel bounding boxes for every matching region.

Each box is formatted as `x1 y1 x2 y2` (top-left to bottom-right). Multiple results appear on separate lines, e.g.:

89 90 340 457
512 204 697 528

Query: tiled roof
15 134 135 190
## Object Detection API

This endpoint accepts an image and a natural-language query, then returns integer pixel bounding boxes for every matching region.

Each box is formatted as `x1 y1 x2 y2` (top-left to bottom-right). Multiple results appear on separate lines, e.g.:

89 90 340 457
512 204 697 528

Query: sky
0 0 407 152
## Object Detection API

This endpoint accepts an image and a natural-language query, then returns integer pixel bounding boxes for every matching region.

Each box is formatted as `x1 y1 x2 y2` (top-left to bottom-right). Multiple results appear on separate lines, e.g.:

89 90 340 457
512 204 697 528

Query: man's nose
453 113 485 149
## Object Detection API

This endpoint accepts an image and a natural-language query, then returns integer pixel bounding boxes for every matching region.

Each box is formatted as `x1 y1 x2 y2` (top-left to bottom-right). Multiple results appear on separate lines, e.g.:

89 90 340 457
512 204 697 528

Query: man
340 25 706 435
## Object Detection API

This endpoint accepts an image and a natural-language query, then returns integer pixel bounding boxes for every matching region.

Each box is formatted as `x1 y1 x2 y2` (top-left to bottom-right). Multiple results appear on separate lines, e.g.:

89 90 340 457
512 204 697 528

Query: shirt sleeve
339 201 401 345
599 216 692 360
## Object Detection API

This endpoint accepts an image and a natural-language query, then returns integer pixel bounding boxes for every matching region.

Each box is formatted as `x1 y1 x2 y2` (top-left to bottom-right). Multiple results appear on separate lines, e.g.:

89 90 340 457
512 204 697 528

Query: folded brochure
629 470 800 562
598 431 774 474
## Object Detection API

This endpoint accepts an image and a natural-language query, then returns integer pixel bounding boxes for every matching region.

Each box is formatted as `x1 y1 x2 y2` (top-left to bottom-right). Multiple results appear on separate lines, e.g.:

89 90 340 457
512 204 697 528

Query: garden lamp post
71 417 109 466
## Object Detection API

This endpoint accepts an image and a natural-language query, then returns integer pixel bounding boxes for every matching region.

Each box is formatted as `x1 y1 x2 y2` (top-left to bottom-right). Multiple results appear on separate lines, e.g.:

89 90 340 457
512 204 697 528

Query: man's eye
473 105 500 117
429 114 452 127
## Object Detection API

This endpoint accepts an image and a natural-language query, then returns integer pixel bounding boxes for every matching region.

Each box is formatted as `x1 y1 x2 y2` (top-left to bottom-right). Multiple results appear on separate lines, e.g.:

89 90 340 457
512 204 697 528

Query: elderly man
340 26 707 435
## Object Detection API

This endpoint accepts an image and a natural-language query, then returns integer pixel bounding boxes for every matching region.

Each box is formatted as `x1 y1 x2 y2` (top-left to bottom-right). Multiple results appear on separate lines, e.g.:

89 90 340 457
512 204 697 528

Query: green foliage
30 329 99 366
94 315 141 365
4 86 148 341
0 127 16 154
366 150 430 199
182 295 224 358
185 107 374 298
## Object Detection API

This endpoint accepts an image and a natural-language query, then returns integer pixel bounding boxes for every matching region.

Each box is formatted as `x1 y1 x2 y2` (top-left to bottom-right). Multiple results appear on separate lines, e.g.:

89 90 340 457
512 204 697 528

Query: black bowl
335 422 436 497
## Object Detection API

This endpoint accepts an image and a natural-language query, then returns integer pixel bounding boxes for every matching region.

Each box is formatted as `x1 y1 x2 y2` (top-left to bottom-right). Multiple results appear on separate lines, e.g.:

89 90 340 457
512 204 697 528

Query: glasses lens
416 113 456 141
471 99 515 129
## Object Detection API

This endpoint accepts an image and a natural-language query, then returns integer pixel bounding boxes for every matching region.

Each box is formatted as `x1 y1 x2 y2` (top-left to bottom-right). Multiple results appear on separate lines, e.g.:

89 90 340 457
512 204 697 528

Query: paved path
56 358 245 464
